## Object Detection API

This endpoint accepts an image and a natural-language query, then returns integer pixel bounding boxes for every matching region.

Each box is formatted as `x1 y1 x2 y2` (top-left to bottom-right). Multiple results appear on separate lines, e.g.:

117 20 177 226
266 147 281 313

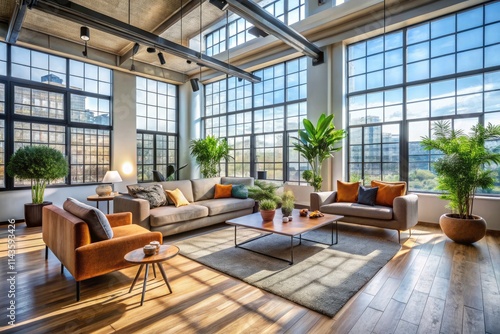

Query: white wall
112 70 138 193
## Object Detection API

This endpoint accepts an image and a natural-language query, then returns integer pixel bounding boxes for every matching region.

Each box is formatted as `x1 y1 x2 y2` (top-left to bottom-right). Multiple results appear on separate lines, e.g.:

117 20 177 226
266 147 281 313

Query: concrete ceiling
0 0 228 82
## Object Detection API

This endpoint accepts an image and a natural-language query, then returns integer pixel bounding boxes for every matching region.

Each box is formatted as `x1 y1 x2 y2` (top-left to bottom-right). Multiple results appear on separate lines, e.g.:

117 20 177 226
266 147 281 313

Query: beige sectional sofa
114 177 255 236
310 190 418 242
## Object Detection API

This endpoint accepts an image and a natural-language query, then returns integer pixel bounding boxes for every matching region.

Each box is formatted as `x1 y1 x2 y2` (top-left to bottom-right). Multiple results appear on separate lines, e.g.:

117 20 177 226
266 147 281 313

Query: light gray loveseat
114 177 255 236
310 190 418 242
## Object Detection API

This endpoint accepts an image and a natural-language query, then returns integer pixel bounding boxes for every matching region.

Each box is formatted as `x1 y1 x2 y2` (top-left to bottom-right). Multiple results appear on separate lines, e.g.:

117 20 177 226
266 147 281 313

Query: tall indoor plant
6 146 68 227
421 121 500 243
189 135 232 178
292 113 346 191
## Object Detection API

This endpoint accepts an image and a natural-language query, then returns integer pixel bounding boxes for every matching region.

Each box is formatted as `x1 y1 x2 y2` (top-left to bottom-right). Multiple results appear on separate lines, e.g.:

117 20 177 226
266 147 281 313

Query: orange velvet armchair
42 204 162 301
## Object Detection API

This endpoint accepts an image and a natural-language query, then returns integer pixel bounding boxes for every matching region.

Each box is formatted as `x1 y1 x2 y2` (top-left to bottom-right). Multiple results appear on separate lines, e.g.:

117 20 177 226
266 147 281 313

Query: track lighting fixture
248 26 268 38
186 60 192 64
147 47 156 53
157 52 166 65
190 78 200 92
80 26 90 41
209 0 228 11
80 26 89 57
132 42 140 55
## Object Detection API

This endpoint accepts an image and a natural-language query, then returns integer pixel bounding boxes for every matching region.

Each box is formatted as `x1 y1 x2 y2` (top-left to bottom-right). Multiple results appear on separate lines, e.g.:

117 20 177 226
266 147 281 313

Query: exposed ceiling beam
214 0 324 65
32 0 261 83
119 0 203 66
6 0 29 44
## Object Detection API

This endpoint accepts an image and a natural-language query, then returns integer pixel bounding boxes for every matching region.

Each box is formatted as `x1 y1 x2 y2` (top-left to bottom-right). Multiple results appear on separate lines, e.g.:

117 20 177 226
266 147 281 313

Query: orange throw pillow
371 180 406 207
214 184 232 199
337 180 359 202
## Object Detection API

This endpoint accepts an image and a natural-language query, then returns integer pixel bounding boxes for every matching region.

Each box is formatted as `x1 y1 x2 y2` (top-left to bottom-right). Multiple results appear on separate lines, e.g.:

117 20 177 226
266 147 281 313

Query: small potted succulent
259 199 277 221
281 190 295 218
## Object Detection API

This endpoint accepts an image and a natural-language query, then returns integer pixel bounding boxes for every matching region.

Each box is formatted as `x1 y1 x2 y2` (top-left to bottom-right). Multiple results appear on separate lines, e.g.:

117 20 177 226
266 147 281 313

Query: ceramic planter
24 202 52 227
439 213 486 244
260 210 276 221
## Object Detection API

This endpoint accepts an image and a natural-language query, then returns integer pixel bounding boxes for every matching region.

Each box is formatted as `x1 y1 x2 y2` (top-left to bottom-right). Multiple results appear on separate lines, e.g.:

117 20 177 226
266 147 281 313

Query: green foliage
248 180 282 204
421 121 500 218
259 199 277 211
189 136 232 178
292 114 347 191
281 190 295 216
6 146 68 204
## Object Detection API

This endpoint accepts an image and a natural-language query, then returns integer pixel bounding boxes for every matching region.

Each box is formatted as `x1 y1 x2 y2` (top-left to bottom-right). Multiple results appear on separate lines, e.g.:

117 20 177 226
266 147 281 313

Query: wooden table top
124 245 180 264
226 209 343 237
87 193 121 201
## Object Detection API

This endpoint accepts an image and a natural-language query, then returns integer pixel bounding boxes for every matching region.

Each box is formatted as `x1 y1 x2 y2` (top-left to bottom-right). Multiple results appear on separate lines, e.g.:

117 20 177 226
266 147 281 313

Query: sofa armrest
106 212 132 227
310 191 337 211
393 194 419 230
113 195 151 229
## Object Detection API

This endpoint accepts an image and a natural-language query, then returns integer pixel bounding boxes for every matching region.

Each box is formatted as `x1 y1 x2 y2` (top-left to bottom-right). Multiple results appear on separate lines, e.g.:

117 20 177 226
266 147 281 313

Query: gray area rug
177 224 401 317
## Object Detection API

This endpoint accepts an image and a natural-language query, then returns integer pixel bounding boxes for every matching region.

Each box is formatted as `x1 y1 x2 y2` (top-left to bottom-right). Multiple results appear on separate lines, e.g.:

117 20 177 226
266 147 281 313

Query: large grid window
136 77 178 182
347 2 500 194
204 57 308 183
2 42 113 190
70 128 110 184
11 46 67 86
205 0 306 56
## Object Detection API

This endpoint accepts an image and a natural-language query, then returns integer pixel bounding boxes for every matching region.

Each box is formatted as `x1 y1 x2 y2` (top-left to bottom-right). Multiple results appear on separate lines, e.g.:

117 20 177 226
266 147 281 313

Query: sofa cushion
337 180 359 202
63 197 113 240
149 204 209 227
214 184 232 198
320 202 393 220
191 177 221 201
358 186 378 206
166 188 190 207
231 184 248 199
160 180 194 204
221 177 254 187
196 198 255 216
371 180 406 207
127 184 167 208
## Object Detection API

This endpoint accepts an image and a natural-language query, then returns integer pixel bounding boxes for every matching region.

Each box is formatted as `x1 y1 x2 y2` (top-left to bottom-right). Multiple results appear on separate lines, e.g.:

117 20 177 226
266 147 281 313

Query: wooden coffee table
124 244 179 306
226 209 343 265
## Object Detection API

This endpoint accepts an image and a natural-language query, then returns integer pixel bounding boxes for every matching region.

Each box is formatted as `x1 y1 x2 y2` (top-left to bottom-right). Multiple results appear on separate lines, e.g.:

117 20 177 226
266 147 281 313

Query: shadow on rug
176 224 401 317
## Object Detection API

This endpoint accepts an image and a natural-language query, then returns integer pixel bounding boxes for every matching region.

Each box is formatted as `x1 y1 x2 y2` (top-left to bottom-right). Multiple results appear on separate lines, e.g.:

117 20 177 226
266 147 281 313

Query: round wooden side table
124 244 180 306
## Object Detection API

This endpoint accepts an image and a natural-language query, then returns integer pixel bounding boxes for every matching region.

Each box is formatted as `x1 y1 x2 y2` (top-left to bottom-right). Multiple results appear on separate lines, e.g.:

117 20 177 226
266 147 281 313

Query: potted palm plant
293 114 346 191
421 121 500 244
189 136 232 178
6 146 68 227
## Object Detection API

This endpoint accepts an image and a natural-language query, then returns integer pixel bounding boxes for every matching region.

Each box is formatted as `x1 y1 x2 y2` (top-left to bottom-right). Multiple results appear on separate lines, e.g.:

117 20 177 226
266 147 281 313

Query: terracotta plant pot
439 213 486 244
24 202 52 227
260 210 276 221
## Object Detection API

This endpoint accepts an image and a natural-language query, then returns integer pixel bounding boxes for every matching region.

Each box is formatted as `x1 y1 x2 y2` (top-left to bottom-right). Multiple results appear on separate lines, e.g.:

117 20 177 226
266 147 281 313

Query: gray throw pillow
128 184 167 208
63 197 113 241
357 186 378 206
231 184 248 199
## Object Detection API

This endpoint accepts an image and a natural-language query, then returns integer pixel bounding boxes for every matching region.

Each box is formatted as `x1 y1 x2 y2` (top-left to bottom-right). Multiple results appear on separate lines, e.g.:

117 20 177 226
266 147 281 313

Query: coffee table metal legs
234 222 338 265
128 263 173 306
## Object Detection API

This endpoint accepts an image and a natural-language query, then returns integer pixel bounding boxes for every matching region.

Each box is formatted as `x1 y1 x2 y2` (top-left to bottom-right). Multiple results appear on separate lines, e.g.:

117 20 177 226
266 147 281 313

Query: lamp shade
102 171 122 183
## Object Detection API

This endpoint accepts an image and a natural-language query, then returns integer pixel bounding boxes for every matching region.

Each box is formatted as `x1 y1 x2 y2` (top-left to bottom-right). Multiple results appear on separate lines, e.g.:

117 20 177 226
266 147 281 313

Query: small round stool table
124 244 179 306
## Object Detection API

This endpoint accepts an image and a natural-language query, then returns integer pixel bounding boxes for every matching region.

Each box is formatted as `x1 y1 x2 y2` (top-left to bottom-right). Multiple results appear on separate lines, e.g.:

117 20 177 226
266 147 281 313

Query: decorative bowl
143 245 156 256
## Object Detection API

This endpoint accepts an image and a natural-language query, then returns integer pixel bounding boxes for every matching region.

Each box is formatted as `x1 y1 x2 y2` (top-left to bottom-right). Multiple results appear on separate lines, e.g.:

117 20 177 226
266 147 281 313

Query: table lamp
96 170 122 196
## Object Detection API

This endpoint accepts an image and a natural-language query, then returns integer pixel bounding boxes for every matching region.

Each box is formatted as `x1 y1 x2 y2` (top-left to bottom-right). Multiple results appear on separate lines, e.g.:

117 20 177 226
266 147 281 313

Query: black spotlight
157 52 166 65
190 78 200 92
186 60 192 64
248 26 268 38
132 42 140 55
80 26 90 41
209 0 228 10
147 47 156 53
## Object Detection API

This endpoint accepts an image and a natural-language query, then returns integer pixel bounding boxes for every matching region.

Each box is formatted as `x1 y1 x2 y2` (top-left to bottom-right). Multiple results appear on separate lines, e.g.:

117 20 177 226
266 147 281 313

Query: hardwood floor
0 222 498 333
